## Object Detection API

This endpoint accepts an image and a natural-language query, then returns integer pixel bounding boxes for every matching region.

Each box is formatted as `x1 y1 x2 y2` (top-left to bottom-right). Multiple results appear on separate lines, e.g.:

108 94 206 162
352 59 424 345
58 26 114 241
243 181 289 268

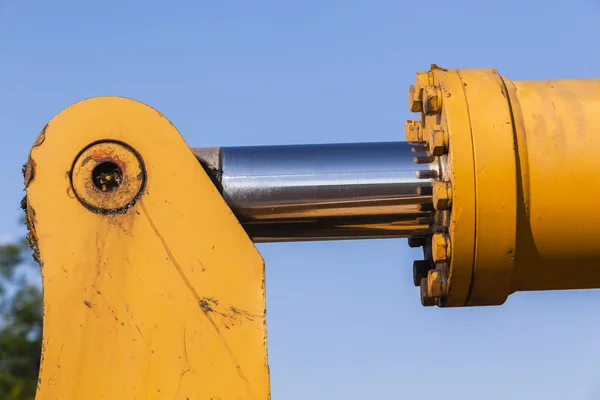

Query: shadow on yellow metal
25 97 270 399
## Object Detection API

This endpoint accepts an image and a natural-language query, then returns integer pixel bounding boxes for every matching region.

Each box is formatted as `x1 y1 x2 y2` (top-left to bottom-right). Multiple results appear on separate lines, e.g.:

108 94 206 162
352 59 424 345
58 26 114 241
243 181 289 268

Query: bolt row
405 70 454 307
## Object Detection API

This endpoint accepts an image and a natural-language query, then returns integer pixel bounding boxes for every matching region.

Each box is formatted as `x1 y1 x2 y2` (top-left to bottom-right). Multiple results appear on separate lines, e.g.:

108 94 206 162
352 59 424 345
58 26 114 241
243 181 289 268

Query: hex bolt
431 233 451 263
420 279 435 307
404 120 423 142
423 85 443 115
427 269 446 298
414 155 435 164
432 181 452 210
416 169 439 179
415 71 430 88
413 260 433 287
407 236 425 248
408 85 423 112
429 125 449 156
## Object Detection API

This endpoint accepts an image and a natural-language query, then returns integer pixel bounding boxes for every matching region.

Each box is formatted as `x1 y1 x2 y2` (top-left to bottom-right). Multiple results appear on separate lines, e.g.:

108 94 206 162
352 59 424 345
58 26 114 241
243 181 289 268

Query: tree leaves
0 234 42 400
0 245 24 280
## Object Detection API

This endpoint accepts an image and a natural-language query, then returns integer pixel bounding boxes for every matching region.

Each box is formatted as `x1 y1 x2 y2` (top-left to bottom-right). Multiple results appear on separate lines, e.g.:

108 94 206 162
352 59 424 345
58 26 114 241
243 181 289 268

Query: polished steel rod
193 142 431 242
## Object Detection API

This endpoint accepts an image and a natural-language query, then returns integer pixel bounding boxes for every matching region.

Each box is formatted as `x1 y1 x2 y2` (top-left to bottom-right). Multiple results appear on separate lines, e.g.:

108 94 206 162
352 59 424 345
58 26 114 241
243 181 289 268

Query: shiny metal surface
193 142 431 242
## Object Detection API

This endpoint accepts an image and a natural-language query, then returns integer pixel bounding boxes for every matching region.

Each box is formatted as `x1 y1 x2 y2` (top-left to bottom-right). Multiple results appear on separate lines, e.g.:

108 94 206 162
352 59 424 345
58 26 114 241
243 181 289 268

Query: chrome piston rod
193 142 431 242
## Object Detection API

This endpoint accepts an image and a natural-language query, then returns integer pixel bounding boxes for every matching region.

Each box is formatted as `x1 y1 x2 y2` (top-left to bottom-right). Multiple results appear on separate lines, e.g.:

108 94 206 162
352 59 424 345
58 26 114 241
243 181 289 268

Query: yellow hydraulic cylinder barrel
406 66 600 307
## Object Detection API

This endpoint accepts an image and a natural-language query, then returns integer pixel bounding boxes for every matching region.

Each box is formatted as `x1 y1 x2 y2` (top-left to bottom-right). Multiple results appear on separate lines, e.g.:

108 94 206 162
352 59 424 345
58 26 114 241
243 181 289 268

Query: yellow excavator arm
23 66 600 399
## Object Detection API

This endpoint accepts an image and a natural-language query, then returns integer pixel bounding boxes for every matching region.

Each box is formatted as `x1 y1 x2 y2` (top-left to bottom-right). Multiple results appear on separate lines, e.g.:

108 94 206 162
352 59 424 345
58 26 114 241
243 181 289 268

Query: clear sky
2 1 600 399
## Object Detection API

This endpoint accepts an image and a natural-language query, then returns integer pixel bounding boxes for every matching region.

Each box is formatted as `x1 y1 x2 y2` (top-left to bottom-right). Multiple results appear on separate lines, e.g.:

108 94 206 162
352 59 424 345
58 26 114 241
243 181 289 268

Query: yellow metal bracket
24 97 270 399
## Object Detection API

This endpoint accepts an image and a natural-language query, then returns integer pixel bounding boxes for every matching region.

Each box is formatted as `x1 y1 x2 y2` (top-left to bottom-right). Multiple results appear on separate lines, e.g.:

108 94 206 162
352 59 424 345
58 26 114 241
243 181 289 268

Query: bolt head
432 181 452 210
413 260 432 287
415 71 430 89
420 279 435 307
404 120 422 142
423 85 442 115
431 233 450 263
429 125 448 156
408 237 424 248
408 85 423 112
427 269 445 298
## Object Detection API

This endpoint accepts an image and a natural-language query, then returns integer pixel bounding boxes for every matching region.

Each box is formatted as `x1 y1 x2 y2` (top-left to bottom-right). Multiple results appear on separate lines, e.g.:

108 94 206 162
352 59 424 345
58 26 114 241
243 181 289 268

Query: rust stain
430 63 447 71
24 157 36 188
199 297 258 328
140 200 257 399
31 124 47 149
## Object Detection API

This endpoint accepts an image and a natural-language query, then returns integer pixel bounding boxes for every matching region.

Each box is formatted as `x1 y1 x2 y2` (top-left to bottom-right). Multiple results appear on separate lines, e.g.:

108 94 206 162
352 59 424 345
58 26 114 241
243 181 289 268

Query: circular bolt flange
423 85 442 115
431 233 451 263
432 181 452 210
429 125 448 156
71 141 146 213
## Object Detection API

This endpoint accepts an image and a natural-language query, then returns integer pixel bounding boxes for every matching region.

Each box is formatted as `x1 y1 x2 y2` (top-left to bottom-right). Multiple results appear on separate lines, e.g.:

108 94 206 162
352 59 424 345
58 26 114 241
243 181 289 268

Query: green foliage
0 236 42 400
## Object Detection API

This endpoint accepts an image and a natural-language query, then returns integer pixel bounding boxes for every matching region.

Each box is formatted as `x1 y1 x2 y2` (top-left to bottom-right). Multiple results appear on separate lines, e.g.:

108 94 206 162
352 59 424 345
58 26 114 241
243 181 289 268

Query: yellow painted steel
427 68 477 307
458 69 517 306
410 66 600 307
506 78 600 292
20 66 600 400
24 97 270 399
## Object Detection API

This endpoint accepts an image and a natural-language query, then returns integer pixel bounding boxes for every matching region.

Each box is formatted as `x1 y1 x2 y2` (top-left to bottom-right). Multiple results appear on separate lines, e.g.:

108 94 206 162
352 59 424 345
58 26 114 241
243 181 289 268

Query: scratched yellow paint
25 97 270 399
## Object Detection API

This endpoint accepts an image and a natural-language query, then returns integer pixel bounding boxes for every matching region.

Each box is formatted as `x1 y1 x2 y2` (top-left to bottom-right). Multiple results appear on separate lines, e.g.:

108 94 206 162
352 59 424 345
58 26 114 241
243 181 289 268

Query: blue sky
2 1 600 398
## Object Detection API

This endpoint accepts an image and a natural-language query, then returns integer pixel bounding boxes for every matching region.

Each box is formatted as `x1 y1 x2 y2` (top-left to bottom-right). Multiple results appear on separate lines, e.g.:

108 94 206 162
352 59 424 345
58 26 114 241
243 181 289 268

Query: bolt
413 260 433 287
415 71 430 88
431 233 451 263
411 146 429 153
420 279 435 307
429 125 448 156
416 169 438 179
414 155 435 164
416 216 434 225
404 120 423 142
432 181 452 210
416 186 433 196
423 85 442 115
427 269 446 298
418 203 434 212
408 85 423 112
407 236 424 248
92 161 123 192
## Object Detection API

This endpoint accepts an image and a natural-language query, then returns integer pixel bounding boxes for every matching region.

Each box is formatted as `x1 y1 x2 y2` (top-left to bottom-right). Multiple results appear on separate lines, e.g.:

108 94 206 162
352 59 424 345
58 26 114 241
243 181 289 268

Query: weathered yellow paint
25 97 270 399
427 68 476 307
412 66 600 307
71 141 145 212
506 78 600 292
